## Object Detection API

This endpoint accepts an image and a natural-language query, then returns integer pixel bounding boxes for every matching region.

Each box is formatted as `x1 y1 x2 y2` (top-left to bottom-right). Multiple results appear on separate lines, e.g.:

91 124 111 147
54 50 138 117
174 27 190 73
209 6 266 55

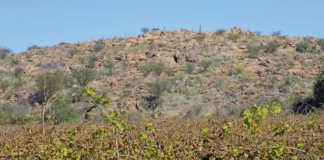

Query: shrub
139 61 172 77
0 103 29 125
35 71 65 103
28 45 41 51
72 68 96 87
143 79 170 111
68 48 79 58
0 79 11 92
93 41 105 52
47 93 81 123
193 33 206 42
87 55 97 68
296 41 309 53
14 67 24 79
199 59 212 72
264 41 281 53
0 47 11 59
313 70 324 105
185 63 195 74
247 43 263 58
317 39 324 50
228 33 240 42
215 29 226 36
103 59 115 76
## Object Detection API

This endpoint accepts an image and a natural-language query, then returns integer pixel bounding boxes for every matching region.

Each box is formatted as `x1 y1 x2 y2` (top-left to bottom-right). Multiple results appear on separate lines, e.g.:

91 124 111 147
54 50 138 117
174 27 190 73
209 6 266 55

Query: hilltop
1 27 324 121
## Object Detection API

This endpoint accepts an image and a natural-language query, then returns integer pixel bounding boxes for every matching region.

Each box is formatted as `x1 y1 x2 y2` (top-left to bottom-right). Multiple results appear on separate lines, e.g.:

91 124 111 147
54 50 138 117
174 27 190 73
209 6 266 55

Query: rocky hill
1 27 324 120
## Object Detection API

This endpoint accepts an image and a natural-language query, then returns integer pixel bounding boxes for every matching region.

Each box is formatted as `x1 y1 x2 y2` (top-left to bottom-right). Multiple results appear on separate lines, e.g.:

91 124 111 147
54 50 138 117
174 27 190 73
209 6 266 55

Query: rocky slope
1 28 324 119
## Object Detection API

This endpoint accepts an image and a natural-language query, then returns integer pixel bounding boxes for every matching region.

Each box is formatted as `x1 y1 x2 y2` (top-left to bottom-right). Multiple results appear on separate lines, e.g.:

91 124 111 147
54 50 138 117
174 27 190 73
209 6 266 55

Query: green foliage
0 79 11 92
14 67 24 79
67 48 79 58
35 71 65 103
313 70 324 106
144 79 169 111
72 68 96 87
139 61 172 77
185 63 195 74
243 103 281 132
93 40 105 52
317 39 324 50
86 55 98 68
199 59 212 72
264 41 281 53
48 93 81 123
228 33 240 42
27 45 41 51
247 43 263 58
103 59 115 76
0 47 11 59
81 87 111 107
215 29 226 36
296 41 310 53
193 33 206 42
0 103 29 125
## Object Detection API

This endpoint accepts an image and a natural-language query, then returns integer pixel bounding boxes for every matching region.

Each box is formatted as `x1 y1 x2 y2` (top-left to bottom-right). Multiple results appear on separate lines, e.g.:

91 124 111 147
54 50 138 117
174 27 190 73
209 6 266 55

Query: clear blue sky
1 0 324 53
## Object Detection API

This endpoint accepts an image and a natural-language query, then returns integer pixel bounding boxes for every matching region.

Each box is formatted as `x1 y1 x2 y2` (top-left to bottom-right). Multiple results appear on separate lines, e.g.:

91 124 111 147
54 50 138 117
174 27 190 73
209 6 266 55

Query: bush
293 70 324 114
0 79 11 92
271 31 281 36
47 93 82 123
0 103 29 125
103 59 115 76
143 79 170 111
193 33 206 42
317 39 324 50
93 41 105 52
264 41 280 53
228 33 240 42
247 43 263 58
185 63 195 74
87 55 97 68
296 41 309 53
14 67 24 79
35 71 65 103
139 61 172 77
72 68 96 87
28 45 41 51
199 59 212 72
215 29 226 36
0 47 11 59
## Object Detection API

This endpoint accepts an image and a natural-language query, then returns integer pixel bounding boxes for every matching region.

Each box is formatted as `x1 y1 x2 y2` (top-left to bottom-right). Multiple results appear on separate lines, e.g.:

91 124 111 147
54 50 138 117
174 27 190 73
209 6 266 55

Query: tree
72 68 96 87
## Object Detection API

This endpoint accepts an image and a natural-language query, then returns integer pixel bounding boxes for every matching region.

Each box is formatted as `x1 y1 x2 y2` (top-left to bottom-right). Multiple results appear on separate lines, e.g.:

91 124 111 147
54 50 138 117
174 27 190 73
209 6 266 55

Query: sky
1 0 324 53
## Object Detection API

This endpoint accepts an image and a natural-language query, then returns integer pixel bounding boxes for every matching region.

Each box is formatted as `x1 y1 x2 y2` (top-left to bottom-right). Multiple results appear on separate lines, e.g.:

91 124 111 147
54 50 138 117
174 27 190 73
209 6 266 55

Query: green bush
247 43 263 58
313 70 324 105
103 59 115 76
0 79 11 92
199 59 212 72
87 55 98 68
139 61 172 77
72 68 96 87
185 63 195 74
193 33 206 42
0 103 29 125
317 39 324 50
35 71 65 103
296 41 309 53
47 93 81 123
14 67 24 79
264 41 280 53
0 47 11 59
93 41 105 52
228 33 240 42
28 45 41 51
215 29 226 36
143 79 170 111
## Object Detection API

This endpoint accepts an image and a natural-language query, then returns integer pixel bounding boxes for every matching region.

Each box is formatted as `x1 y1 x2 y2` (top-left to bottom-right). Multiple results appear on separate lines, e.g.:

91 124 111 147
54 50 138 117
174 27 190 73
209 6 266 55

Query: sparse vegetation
296 41 310 53
93 40 105 52
0 47 11 59
72 68 96 87
264 41 281 53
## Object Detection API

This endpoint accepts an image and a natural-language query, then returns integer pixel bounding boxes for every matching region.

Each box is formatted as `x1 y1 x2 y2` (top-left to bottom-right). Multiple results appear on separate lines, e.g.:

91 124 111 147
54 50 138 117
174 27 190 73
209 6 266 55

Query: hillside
1 28 324 121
